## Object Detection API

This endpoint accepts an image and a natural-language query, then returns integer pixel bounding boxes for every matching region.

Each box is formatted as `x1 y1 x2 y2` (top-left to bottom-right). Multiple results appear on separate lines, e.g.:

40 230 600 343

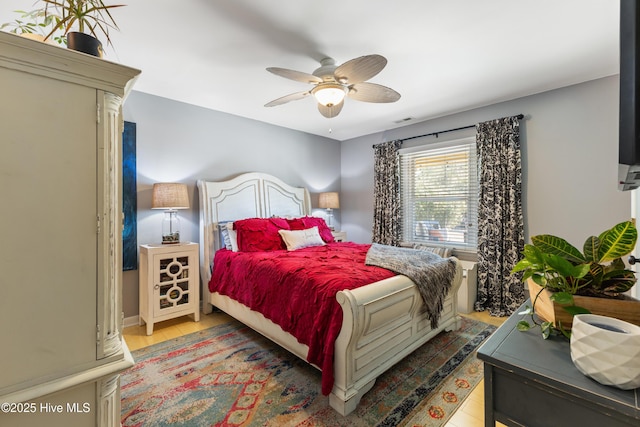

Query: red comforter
209 242 396 394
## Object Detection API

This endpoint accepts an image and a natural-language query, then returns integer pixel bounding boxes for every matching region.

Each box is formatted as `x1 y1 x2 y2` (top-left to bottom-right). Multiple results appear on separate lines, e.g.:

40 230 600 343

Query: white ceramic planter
570 314 640 390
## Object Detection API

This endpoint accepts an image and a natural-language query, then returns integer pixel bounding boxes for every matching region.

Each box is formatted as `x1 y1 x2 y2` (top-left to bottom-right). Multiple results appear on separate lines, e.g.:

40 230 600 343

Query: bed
197 172 463 415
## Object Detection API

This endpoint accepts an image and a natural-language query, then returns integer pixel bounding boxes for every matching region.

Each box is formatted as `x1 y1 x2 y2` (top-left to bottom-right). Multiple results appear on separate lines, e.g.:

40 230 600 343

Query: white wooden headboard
197 172 312 287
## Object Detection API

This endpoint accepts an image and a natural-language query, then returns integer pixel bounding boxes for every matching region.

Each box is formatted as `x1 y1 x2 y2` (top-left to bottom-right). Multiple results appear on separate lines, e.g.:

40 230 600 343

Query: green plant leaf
544 254 583 278
571 263 591 279
549 291 574 305
588 263 604 281
608 258 626 272
601 269 637 294
511 258 533 274
562 305 591 315
541 322 553 339
583 236 599 262
532 234 586 263
596 221 638 262
521 270 534 282
531 274 547 286
518 244 544 265
517 321 531 331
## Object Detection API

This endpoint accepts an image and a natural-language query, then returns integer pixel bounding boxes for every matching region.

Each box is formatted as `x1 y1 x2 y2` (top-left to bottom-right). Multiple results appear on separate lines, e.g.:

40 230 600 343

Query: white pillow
219 222 239 252
227 222 239 252
278 226 326 251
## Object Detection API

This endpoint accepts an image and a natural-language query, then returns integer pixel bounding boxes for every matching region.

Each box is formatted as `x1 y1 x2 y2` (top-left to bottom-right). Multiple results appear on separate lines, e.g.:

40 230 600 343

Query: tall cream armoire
0 32 140 427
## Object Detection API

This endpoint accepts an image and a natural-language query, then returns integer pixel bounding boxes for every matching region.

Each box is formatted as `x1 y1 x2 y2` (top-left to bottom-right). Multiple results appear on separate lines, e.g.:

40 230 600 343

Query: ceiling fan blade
347 82 401 103
334 54 387 84
264 91 311 107
318 100 344 118
266 67 323 84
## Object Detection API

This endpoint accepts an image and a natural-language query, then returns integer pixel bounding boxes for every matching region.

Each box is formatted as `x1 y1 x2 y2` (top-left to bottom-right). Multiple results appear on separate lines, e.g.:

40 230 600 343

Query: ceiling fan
264 54 401 118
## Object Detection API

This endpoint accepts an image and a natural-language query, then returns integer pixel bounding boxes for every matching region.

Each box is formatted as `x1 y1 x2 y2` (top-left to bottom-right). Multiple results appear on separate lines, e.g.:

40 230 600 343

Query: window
399 136 478 250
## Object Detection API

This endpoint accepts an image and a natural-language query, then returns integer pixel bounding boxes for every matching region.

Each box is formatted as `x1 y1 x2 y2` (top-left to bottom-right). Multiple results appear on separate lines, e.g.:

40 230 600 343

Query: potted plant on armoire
42 0 124 57
1 0 124 57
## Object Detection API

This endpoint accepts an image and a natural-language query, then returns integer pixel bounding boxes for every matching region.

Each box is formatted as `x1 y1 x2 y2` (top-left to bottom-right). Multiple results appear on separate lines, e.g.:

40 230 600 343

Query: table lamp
151 183 190 244
319 191 340 230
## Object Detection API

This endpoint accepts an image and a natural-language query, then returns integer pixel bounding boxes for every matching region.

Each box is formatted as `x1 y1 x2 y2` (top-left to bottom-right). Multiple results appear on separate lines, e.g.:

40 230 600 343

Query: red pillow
234 217 290 251
287 217 306 230
287 216 335 243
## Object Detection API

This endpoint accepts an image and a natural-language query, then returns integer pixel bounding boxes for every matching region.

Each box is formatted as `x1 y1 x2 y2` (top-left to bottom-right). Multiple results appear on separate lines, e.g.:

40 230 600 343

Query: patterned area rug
121 317 495 426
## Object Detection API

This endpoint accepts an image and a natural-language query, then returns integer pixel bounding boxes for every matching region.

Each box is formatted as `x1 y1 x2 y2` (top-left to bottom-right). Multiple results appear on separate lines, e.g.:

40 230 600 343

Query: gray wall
121 92 340 318
121 75 631 319
341 76 631 247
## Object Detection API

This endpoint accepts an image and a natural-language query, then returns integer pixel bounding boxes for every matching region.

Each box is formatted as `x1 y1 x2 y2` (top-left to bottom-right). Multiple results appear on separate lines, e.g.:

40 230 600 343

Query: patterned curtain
474 116 525 316
372 140 402 245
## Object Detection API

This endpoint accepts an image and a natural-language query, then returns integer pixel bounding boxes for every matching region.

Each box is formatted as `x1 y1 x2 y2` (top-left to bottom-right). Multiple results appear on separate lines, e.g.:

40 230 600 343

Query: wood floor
444 311 508 427
122 310 507 427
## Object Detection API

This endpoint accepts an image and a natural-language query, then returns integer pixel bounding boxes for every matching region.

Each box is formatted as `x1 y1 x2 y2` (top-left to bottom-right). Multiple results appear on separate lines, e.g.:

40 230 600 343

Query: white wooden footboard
330 262 463 415
205 261 462 416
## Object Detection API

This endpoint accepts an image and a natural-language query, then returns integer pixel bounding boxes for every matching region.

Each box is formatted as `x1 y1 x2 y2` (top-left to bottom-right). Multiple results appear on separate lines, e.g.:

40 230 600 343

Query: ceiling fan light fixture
265 54 398 114
312 83 347 107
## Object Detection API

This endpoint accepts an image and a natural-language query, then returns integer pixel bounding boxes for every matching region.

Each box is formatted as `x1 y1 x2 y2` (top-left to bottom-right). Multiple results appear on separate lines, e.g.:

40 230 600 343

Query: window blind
399 137 478 250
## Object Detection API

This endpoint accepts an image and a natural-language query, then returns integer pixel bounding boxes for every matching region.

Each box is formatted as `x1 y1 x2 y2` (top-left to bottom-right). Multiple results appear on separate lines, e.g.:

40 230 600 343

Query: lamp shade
319 192 340 209
151 183 190 210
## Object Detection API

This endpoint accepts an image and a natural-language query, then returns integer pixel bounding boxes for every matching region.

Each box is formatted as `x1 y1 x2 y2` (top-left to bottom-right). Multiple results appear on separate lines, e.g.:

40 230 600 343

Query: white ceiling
1 0 620 141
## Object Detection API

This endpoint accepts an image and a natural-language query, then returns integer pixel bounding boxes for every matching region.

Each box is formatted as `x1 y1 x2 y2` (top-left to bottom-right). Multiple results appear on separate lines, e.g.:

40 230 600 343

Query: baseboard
123 315 140 328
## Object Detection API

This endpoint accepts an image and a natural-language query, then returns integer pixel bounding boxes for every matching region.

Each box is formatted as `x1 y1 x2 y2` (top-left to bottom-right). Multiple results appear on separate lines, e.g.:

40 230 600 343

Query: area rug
121 317 495 427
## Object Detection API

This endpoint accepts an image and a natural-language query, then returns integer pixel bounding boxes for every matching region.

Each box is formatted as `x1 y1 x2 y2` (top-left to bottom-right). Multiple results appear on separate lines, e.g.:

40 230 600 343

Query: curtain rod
372 113 524 148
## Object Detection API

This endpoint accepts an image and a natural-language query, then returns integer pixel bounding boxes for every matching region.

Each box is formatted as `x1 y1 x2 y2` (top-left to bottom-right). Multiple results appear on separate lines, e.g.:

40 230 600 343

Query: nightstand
139 242 200 335
332 231 347 242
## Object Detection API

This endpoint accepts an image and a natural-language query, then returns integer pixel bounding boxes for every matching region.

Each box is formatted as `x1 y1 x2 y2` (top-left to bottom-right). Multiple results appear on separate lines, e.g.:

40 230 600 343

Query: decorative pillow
219 221 232 250
278 226 326 251
234 217 290 252
219 222 238 251
412 243 452 258
287 216 335 243
287 217 306 230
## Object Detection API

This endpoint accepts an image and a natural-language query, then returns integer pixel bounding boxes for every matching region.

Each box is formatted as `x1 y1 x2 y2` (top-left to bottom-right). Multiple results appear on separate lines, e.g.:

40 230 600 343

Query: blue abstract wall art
122 121 137 271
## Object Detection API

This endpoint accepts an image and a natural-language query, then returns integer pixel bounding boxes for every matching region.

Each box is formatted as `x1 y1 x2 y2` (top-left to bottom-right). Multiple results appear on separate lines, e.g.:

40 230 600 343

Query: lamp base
161 211 181 244
326 208 334 230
